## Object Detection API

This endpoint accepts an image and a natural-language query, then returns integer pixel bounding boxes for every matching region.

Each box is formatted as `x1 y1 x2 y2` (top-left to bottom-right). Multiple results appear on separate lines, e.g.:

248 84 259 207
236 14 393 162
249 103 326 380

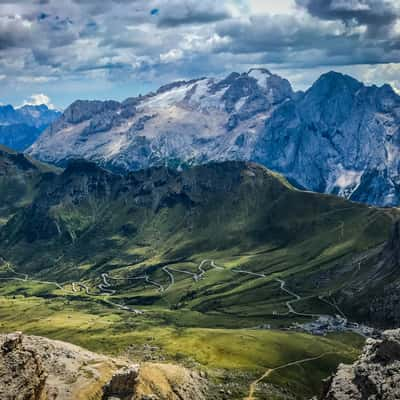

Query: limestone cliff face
0 333 208 400
0 332 47 400
134 363 208 400
102 367 139 400
29 70 400 206
320 330 400 400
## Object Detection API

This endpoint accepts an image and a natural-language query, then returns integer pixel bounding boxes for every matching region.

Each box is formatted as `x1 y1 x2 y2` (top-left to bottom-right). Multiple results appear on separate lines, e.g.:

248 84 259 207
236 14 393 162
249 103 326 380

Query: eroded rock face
0 332 134 400
320 330 400 399
102 367 139 400
134 363 209 400
0 332 47 400
0 333 208 400
101 363 209 400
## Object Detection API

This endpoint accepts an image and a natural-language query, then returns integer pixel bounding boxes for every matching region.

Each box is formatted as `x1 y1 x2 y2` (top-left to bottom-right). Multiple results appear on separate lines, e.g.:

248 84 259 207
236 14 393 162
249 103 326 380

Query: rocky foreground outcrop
0 332 208 400
0 332 47 400
320 330 400 399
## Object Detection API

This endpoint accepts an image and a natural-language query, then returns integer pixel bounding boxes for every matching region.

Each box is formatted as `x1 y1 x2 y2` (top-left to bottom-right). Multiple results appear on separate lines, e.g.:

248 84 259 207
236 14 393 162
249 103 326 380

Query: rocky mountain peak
27 69 400 206
312 71 363 91
0 103 60 152
301 71 363 114
0 103 60 128
63 99 121 124
155 77 207 95
248 67 272 75
246 68 293 100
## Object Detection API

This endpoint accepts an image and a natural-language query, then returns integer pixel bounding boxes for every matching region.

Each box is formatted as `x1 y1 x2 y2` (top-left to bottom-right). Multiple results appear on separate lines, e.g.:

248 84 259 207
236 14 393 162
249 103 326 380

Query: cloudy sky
0 0 399 109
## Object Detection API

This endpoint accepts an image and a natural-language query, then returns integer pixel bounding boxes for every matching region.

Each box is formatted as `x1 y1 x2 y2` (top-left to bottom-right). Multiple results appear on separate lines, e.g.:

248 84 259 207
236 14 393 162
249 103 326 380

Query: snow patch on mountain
336 170 362 190
141 85 192 109
248 68 271 88
331 166 363 199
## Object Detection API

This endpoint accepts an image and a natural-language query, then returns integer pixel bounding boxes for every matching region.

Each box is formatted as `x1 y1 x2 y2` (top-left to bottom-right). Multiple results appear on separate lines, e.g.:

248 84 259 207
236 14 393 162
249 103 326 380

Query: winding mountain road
0 262 141 313
162 260 212 284
145 275 165 292
162 266 175 290
0 257 338 319
232 269 266 278
4 263 28 281
98 273 117 295
197 259 209 280
210 260 224 270
159 260 327 319
100 272 165 293
273 278 323 318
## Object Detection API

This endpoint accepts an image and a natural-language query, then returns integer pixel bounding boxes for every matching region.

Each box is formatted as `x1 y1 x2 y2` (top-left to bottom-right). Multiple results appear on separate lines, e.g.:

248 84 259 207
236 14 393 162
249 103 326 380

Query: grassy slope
0 145 61 227
0 161 395 326
0 294 363 399
0 160 395 399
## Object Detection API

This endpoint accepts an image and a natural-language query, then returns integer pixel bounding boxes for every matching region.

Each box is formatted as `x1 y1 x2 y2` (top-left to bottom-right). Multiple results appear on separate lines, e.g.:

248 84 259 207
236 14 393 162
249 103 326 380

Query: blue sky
0 0 399 109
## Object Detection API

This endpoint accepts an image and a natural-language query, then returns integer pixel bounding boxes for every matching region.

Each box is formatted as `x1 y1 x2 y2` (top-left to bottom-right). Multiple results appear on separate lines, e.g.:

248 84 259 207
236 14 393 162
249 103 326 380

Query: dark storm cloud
0 15 33 49
214 2 400 67
296 0 399 36
0 0 399 104
154 0 231 27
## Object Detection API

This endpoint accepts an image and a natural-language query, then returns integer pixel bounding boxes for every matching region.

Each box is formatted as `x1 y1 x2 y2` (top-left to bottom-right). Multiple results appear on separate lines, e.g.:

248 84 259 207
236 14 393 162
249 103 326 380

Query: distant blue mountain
0 104 61 151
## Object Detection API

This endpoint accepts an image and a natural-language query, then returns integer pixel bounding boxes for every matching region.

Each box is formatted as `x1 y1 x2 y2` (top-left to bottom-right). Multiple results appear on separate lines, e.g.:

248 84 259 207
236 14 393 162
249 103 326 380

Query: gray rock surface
0 332 47 400
102 367 139 400
0 332 209 400
0 332 137 400
28 69 400 206
28 69 293 174
254 72 400 206
320 330 400 399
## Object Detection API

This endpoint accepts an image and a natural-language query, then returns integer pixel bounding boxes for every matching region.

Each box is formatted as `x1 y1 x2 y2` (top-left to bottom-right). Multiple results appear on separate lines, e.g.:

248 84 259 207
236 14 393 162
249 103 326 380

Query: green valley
0 146 397 399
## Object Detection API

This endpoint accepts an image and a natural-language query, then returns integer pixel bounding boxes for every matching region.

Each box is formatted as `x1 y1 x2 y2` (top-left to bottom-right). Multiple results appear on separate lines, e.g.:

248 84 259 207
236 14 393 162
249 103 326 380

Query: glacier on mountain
28 68 400 206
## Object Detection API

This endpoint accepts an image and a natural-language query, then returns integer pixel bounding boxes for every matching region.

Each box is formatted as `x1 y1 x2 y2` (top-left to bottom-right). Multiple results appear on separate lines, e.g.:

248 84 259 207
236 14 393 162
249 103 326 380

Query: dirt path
244 352 336 400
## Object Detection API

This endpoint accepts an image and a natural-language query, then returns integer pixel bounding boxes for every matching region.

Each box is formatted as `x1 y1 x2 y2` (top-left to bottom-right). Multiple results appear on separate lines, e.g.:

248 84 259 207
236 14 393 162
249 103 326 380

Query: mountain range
0 145 399 399
28 69 400 206
0 145 397 326
0 104 60 151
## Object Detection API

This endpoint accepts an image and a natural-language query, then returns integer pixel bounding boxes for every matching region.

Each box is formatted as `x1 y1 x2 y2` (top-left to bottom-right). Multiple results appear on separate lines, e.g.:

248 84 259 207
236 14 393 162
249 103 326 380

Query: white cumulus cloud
21 94 55 109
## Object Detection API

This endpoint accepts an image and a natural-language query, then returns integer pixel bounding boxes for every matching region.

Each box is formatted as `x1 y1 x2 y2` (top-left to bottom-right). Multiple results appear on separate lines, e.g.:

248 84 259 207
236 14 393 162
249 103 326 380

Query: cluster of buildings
291 315 376 337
